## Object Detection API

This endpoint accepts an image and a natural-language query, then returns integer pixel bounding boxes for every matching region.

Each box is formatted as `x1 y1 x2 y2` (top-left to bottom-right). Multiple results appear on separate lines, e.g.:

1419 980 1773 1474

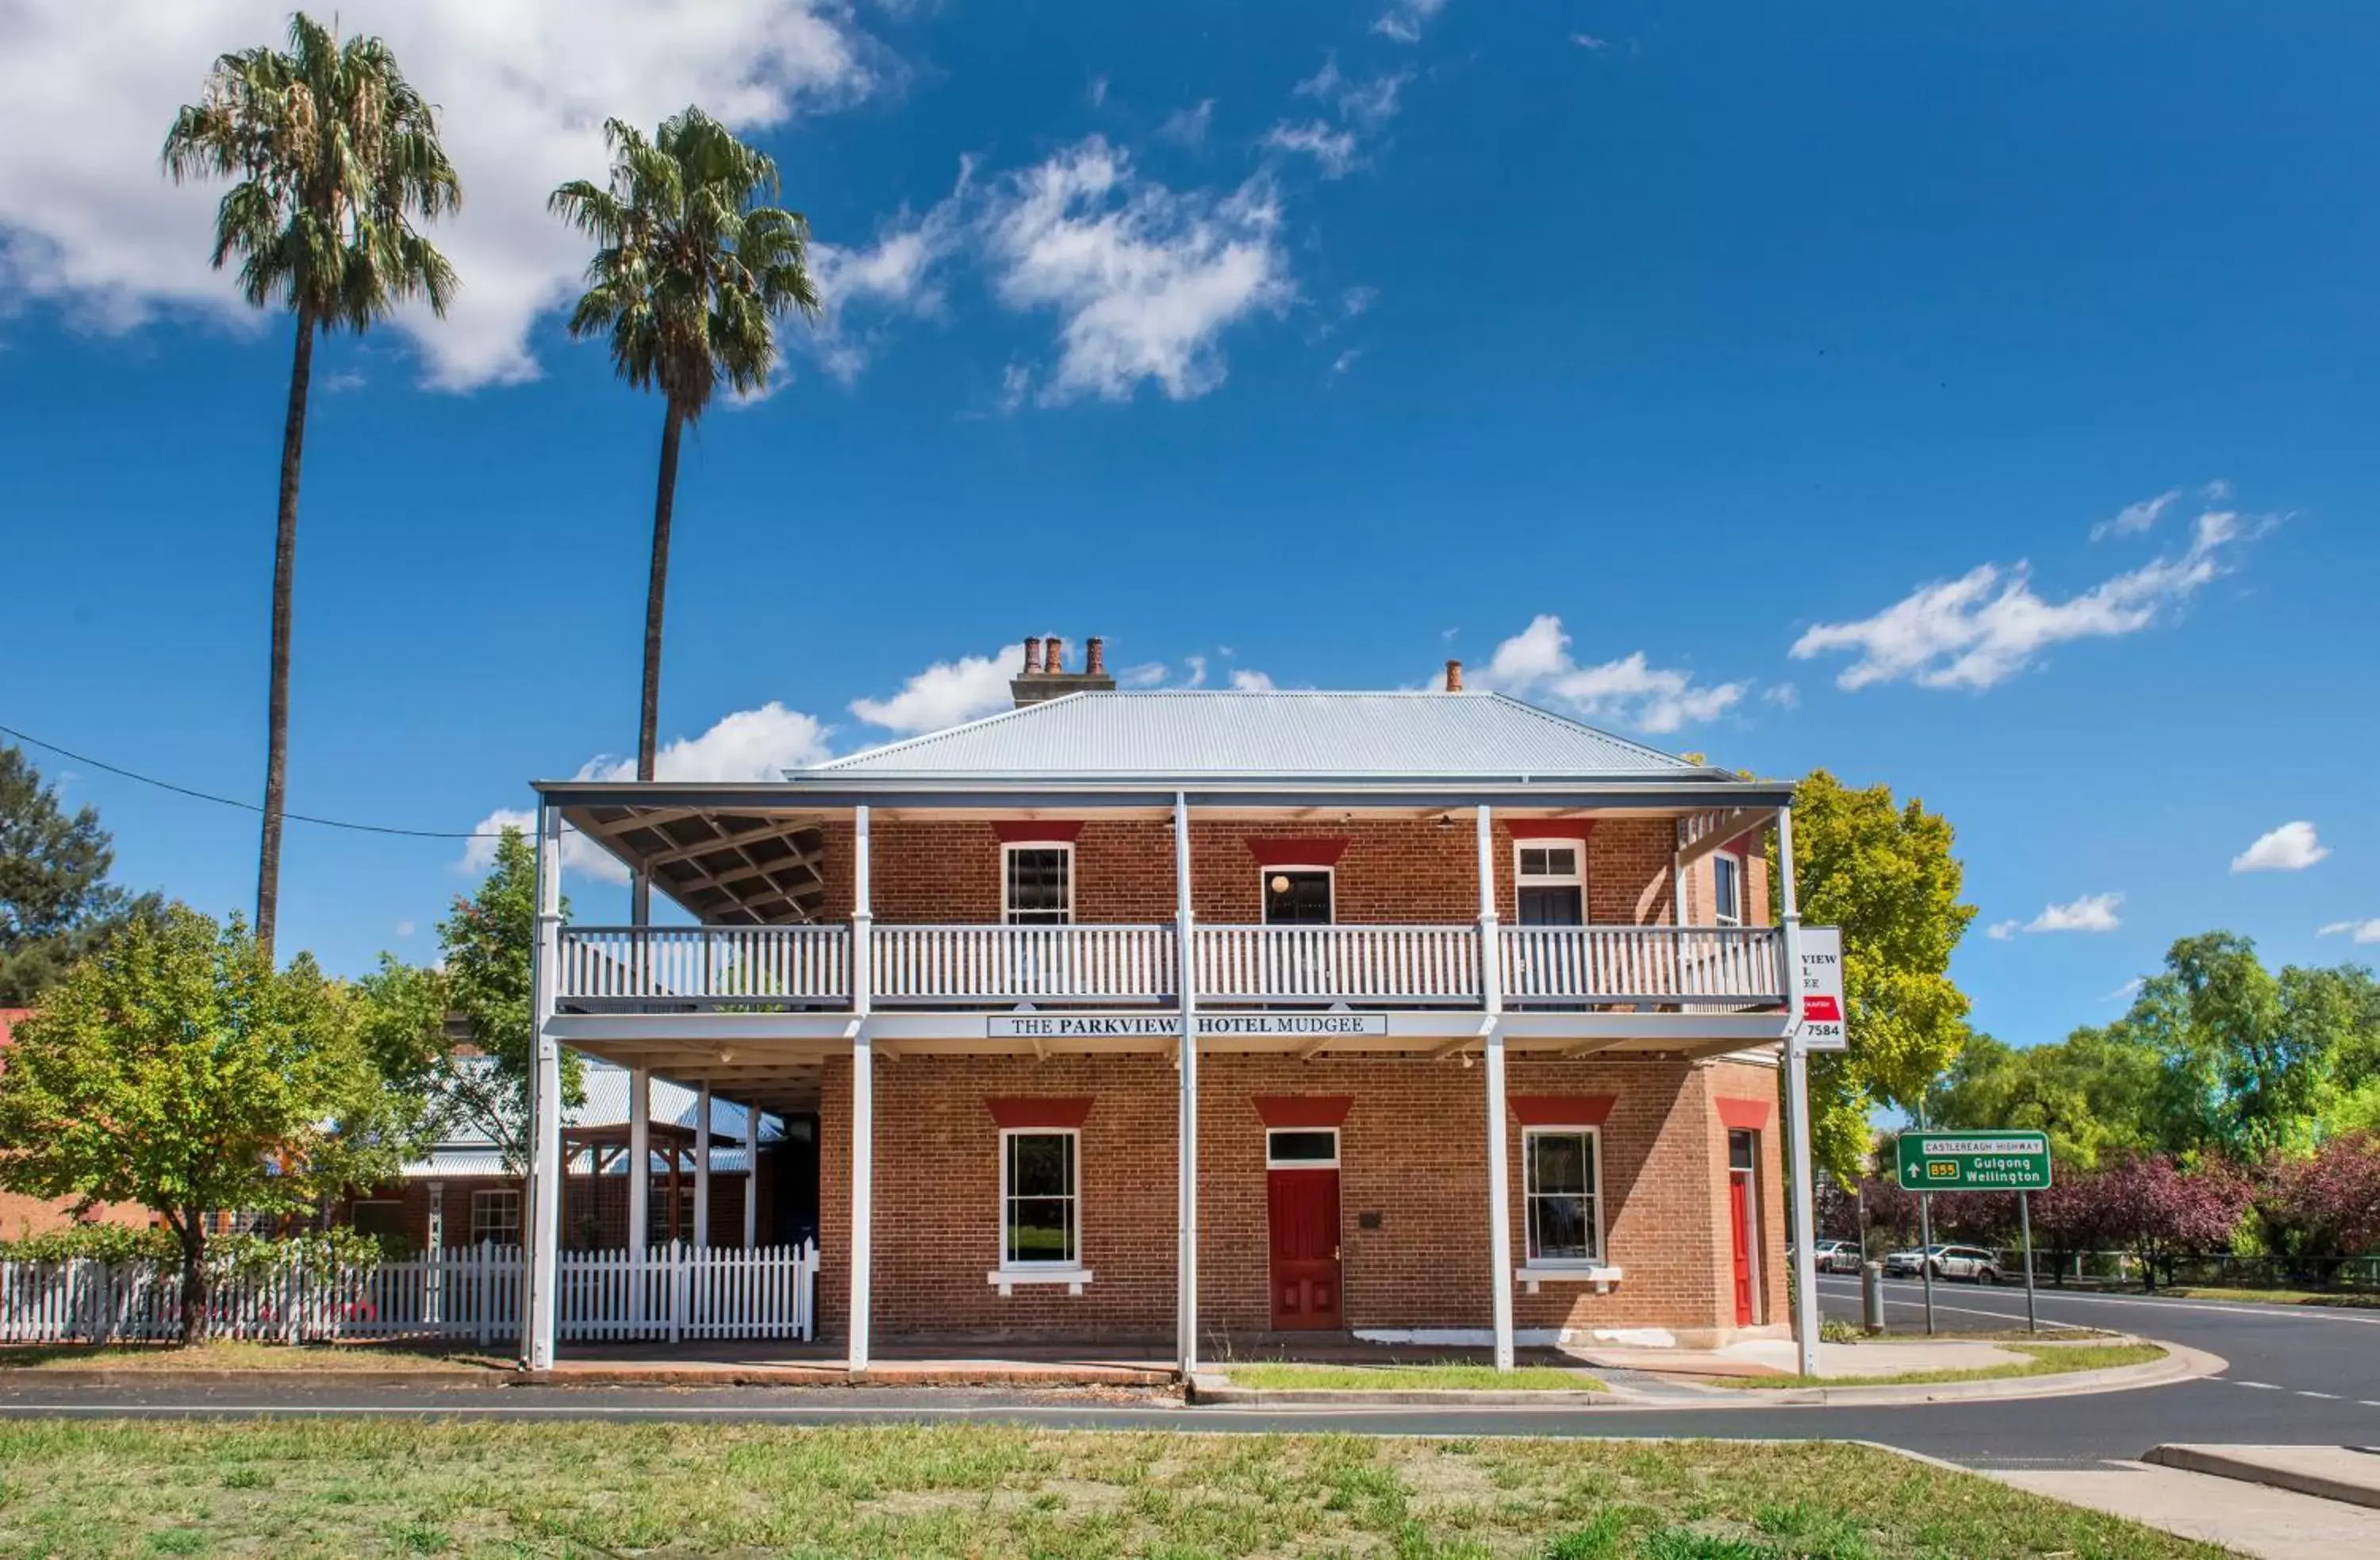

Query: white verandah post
1477 805 1514 1372
1173 792 1200 1375
524 802 564 1370
742 1101 759 1251
849 803 874 1372
1778 803 1822 1377
629 1066 651 1331
695 1082 713 1249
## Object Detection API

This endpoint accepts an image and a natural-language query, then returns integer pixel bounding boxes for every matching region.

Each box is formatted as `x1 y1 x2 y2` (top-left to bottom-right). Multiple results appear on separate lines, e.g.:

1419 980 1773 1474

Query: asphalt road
1 1282 2372 1472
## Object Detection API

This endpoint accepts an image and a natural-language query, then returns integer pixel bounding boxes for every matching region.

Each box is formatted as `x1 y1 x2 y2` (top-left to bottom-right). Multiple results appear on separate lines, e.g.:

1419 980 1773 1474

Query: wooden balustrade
871 924 1177 1005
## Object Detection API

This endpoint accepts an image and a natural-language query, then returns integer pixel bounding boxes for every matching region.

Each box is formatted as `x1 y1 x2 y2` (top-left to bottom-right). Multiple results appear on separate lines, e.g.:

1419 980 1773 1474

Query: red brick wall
804 815 1752 928
816 1054 1786 1341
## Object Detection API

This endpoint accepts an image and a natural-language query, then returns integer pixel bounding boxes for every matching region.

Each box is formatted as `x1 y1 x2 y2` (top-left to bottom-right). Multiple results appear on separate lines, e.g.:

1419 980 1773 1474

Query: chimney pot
1023 636 1043 675
1046 636 1065 674
1086 636 1106 676
1444 659 1464 693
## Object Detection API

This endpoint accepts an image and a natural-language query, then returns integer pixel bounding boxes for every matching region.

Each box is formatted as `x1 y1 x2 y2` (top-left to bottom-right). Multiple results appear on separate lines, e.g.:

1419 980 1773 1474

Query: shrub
0 1222 177 1265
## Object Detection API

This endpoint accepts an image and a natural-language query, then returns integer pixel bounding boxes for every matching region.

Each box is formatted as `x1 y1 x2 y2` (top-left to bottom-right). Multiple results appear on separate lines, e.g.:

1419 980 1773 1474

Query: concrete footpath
1993 1447 2380 1559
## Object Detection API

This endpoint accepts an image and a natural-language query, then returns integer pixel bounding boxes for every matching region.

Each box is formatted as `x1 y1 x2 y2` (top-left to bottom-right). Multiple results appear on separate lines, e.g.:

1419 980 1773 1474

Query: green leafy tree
0 908 424 1341
436 828 583 1174
0 746 162 1005
551 110 820 913
162 12 459 958
1928 1026 2163 1169
1778 770 1977 1182
2124 932 2368 1160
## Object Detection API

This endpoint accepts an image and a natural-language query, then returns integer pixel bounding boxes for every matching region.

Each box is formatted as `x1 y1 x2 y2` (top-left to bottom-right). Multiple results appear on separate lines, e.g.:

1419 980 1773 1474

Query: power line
0 720 513 840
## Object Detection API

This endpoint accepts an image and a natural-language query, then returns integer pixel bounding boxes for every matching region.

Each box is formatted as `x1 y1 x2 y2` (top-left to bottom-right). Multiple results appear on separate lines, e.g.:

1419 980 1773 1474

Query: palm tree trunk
256 309 315 962
631 405 684 926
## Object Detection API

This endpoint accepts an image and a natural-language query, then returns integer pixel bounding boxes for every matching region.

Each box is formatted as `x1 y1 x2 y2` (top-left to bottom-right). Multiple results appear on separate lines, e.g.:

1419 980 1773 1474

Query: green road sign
1895 1131 2052 1192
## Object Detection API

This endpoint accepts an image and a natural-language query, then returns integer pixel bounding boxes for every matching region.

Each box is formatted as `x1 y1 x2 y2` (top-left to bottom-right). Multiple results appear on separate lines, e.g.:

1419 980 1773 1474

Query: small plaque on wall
1357 1212 1384 1231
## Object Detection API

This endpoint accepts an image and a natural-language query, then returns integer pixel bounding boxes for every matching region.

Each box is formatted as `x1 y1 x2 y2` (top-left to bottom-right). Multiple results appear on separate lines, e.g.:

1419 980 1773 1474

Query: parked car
1810 1239 1862 1274
1884 1243 2006 1283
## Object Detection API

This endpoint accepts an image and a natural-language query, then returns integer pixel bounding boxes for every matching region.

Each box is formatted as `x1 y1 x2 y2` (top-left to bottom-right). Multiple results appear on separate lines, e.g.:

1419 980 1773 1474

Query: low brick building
515 641 1824 1371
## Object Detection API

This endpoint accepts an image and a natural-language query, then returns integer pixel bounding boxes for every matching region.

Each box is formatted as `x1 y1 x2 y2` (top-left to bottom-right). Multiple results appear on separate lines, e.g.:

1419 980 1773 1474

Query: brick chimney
1012 631 1119 706
1444 659 1464 693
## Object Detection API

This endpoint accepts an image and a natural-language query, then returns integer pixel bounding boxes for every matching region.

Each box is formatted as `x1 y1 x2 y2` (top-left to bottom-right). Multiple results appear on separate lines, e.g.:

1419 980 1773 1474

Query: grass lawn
1224 1361 1606 1392
0 1341 497 1373
2163 1285 2380 1310
1718 1342 2166 1391
0 1420 2221 1558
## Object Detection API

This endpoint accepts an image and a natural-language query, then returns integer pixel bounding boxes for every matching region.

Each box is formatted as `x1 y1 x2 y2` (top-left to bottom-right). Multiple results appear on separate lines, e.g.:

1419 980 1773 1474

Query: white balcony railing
559 925 850 1006
553 923 1788 1009
1196 924 1482 1005
1500 925 1787 1006
872 924 1177 1005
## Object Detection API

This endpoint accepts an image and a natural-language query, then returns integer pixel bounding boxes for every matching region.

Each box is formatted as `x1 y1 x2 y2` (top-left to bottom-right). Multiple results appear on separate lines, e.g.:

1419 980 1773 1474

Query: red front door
1728 1173 1756 1325
1268 1166 1342 1329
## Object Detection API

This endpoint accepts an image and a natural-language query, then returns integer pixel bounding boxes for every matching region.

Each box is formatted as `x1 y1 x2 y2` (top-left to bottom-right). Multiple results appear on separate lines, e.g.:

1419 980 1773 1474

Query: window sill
1517 1264 1623 1296
987 1267 1094 1297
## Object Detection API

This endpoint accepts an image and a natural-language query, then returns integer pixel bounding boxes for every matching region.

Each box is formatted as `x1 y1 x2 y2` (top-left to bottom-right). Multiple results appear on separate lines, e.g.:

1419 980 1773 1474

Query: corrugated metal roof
807 692 1710 781
425 1060 781 1153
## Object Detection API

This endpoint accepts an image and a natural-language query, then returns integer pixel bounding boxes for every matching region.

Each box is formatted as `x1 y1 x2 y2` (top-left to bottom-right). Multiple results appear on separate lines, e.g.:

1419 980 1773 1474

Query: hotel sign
988 1012 1391 1040
1793 926 1848 1053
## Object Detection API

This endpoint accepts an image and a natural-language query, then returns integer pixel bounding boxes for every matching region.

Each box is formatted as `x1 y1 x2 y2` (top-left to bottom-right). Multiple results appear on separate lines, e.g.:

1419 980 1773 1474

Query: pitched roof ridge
1479 692 1701 769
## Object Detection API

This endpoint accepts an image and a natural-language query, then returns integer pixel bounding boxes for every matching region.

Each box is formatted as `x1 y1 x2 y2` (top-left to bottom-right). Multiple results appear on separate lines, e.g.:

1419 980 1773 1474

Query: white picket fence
0 1240 816 1347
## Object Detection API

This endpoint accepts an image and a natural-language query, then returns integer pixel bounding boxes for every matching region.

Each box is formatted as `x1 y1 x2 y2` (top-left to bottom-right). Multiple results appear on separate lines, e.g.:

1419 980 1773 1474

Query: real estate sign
1793 925 1848 1051
1895 1131 2053 1192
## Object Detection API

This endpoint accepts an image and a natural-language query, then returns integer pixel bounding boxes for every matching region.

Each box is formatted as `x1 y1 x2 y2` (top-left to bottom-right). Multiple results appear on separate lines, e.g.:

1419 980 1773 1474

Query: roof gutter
533 776 1796 810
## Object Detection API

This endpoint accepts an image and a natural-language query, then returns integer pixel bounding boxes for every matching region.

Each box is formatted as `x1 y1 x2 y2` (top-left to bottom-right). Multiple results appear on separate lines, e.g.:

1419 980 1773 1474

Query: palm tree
551 110 820 917
163 13 459 961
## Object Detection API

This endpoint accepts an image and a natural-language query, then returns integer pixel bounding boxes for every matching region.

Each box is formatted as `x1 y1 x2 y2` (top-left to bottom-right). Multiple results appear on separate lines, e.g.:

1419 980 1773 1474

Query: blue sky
2 1 2376 1057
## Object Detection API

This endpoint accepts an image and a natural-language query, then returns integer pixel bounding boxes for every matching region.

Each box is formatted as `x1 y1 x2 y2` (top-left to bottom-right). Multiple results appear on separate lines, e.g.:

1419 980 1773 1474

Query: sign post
1895 1131 2053 1336
1793 928 1847 1051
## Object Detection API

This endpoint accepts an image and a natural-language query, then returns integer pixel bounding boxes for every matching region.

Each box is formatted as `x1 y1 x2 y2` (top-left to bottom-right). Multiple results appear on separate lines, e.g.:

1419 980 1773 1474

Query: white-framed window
1711 852 1744 928
1003 843 1073 925
470 1188 520 1246
1000 1128 1079 1268
1265 1127 1340 1168
1514 839 1585 926
1522 1128 1602 1265
1261 866 1334 924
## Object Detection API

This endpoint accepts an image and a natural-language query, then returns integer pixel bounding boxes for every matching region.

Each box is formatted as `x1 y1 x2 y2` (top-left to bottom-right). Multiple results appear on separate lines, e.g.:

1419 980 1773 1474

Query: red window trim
1247 837 1349 868
1507 1093 1616 1127
985 1097 1095 1129
1715 1097 1772 1132
992 820 1086 844
1511 819 1595 844
1252 1094 1354 1128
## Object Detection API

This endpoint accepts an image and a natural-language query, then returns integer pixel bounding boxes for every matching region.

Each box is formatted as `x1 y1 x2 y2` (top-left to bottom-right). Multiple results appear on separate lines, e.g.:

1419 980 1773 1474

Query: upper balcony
555 921 1787 1012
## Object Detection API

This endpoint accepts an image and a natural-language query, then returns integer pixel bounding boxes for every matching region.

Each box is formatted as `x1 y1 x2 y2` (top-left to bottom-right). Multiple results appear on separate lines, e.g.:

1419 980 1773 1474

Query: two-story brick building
515 643 1823 1373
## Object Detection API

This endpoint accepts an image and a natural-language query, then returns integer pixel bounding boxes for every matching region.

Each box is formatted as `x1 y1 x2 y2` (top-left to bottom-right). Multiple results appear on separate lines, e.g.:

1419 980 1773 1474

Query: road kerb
2144 1445 2380 1512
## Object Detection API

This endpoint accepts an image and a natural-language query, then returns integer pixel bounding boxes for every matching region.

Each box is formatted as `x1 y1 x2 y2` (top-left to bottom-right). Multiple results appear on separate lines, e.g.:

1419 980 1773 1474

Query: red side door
1728 1172 1756 1326
1268 1166 1342 1329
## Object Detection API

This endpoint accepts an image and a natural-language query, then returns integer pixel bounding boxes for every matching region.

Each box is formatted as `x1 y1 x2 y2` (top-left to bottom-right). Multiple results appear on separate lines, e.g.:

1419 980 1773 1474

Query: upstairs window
1263 869 1334 925
1004 844 1073 925
1712 853 1743 928
1515 841 1585 926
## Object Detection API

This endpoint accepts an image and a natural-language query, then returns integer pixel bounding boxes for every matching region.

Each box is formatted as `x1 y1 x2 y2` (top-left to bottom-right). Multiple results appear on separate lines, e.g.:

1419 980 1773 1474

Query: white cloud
1372 0 1448 44
1341 285 1379 318
1183 654 1210 689
1330 348 1361 378
2091 488 2181 541
1228 668 1276 692
1763 682 1800 710
2231 820 2329 874
1791 509 2246 690
1335 72 1412 129
1088 75 1108 107
1571 33 1610 51
0 2 879 391
461 701 832 879
2319 919 2380 946
849 644 1025 734
1119 660 1169 688
804 164 971 382
1986 920 2018 941
1158 99 1215 148
982 136 1292 404
394 920 417 939
2026 893 2125 934
1471 614 1745 733
1264 121 1362 179
996 363 1031 414
2105 976 2144 1002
